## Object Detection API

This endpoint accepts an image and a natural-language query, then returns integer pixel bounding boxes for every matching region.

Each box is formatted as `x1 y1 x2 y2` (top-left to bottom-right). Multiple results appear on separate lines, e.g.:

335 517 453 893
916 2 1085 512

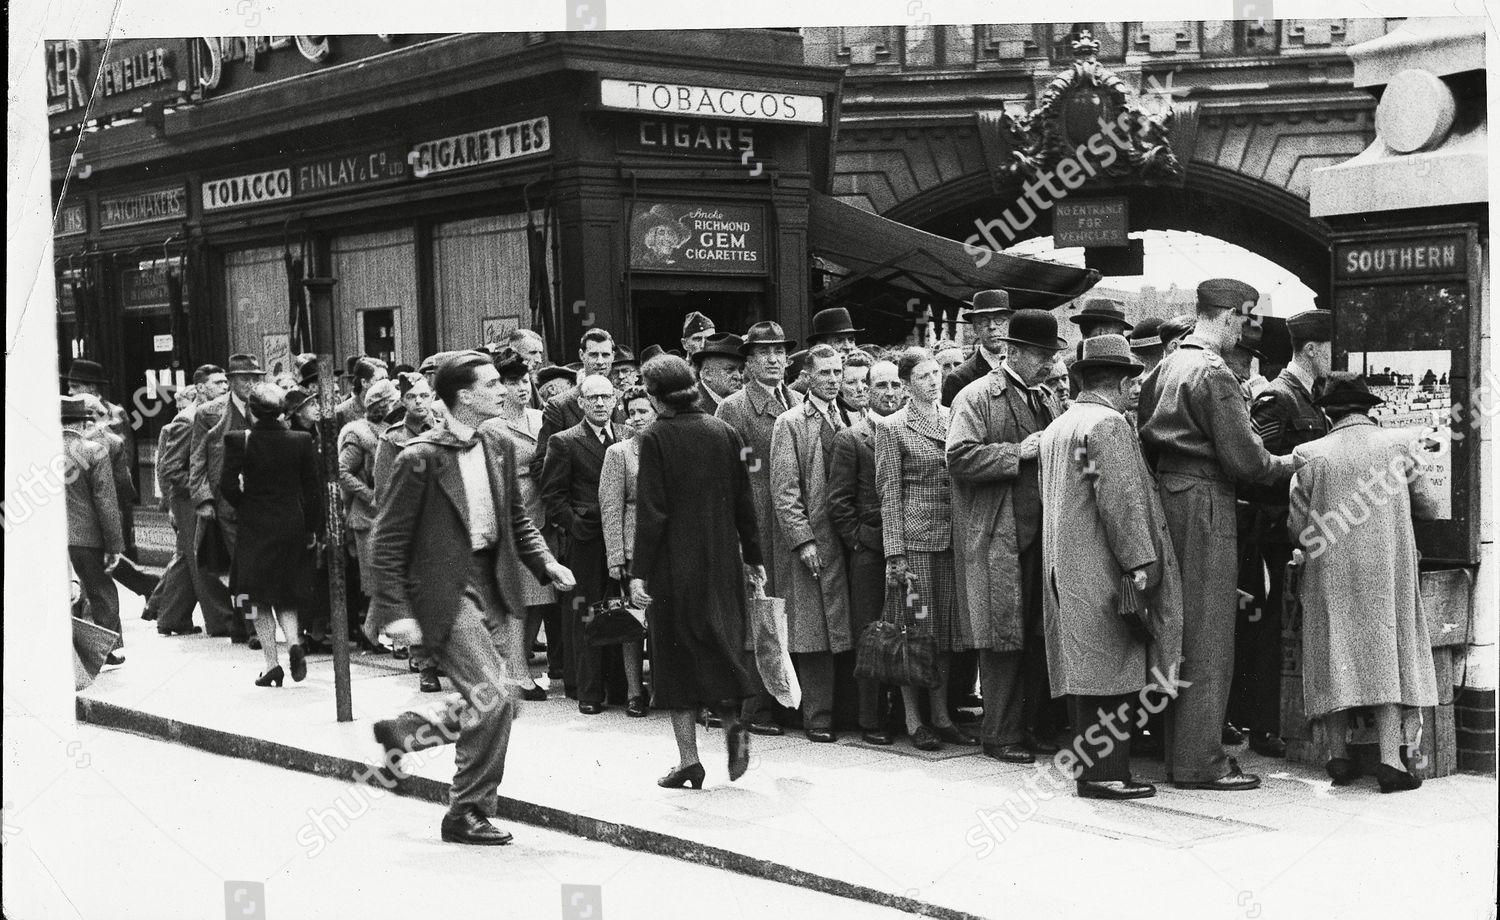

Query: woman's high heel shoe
658 762 706 790
255 666 284 688
288 644 307 682
1376 763 1423 794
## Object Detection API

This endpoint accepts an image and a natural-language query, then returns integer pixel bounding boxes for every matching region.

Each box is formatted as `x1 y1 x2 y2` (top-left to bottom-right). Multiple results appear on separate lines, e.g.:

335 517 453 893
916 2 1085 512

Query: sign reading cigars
600 78 825 125
410 117 550 177
99 185 187 229
620 118 757 158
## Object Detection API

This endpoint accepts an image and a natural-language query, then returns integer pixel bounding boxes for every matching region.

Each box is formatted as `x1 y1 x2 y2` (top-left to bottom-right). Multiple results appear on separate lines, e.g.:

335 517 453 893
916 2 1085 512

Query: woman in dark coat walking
222 383 325 686
285 387 332 652
628 356 765 788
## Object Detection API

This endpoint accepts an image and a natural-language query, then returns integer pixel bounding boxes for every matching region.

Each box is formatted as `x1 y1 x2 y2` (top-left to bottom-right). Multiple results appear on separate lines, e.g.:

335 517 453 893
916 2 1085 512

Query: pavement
66 590 1499 920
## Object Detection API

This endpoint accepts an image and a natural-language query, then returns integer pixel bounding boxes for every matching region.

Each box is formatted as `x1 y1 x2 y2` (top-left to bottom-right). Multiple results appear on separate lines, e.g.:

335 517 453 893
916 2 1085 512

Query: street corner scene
9 2 1500 919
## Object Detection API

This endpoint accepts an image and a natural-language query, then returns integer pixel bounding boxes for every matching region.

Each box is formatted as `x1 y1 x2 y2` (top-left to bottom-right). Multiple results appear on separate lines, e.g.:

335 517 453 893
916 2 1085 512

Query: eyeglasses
580 394 615 403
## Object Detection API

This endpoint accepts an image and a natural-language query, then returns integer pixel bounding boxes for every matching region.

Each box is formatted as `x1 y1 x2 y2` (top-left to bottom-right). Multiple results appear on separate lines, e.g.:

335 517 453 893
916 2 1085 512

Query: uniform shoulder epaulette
1201 350 1224 369
1252 392 1279 409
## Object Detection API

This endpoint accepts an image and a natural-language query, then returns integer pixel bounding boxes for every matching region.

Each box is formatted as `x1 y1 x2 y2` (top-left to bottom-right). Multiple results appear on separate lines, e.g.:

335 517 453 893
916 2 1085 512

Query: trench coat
1287 415 1440 718
769 400 853 654
483 409 556 607
1039 394 1184 696
716 378 803 596
945 367 1060 652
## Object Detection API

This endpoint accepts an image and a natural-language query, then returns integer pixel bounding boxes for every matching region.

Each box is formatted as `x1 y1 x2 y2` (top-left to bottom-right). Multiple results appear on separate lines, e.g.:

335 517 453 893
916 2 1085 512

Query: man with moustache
947 310 1069 764
827 357 904 744
368 352 575 845
715 321 802 736
941 291 1013 407
692 333 746 413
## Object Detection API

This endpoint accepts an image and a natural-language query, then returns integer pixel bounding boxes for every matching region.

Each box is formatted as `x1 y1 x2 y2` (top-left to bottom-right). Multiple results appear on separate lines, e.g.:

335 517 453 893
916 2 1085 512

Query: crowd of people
62 285 1444 846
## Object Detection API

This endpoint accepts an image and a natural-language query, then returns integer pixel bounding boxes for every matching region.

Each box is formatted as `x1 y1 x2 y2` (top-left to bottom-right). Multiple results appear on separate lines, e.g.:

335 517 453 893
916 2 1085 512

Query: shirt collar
446 416 476 441
1002 362 1030 392
807 392 835 417
230 392 247 416
587 419 611 439
979 347 1002 370
1286 361 1317 396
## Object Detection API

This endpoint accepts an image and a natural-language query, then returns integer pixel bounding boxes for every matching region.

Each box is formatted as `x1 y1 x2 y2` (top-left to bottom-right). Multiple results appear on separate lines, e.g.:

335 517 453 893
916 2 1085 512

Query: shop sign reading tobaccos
600 78 825 125
410 117 550 177
630 202 765 274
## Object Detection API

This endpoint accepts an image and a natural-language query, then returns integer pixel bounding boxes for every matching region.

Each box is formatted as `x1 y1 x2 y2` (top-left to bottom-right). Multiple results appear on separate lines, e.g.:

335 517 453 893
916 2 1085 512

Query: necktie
600 427 612 447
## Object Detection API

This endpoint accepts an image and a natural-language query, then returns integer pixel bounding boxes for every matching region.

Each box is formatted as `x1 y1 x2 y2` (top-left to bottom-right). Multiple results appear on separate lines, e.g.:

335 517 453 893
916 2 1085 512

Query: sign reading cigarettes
600 78 825 124
409 117 550 177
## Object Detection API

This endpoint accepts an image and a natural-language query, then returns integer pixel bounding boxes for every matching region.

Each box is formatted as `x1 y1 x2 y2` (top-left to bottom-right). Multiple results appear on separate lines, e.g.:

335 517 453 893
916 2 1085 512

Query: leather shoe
911 726 942 752
1174 761 1261 791
1221 723 1245 746
626 696 649 718
1325 757 1361 786
578 702 604 715
746 722 783 736
440 809 512 846
418 668 441 693
860 730 895 746
935 724 980 746
805 729 837 743
157 626 203 636
1248 732 1287 758
521 686 548 702
1376 763 1423 794
1023 733 1061 755
1078 779 1157 800
982 743 1035 764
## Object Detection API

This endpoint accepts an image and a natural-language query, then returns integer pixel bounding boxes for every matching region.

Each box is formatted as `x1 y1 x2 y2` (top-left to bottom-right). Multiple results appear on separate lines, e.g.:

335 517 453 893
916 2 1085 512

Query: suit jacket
769 400 853 654
826 418 883 555
482 408 556 607
337 418 387 532
599 438 641 569
155 407 196 501
366 425 555 649
945 365 1060 651
874 404 954 557
716 378 802 594
373 415 436 506
696 379 725 414
530 382 625 479
540 419 628 545
63 430 123 552
189 394 250 509
941 348 1000 407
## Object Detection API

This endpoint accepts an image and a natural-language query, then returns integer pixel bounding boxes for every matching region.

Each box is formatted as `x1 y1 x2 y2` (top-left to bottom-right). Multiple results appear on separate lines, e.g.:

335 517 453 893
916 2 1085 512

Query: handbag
582 581 647 647
73 616 119 690
195 514 232 576
748 584 801 709
854 582 940 689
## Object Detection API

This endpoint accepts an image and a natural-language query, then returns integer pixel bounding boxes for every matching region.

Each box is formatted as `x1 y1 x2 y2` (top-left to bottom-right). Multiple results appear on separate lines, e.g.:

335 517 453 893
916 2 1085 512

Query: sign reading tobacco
600 78 825 125
410 117 550 177
202 168 294 211
629 201 766 274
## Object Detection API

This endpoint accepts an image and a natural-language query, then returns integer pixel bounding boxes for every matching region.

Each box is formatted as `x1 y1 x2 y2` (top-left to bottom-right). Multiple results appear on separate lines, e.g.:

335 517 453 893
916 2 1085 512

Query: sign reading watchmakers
409 117 550 176
629 202 765 274
99 185 187 229
600 78 825 125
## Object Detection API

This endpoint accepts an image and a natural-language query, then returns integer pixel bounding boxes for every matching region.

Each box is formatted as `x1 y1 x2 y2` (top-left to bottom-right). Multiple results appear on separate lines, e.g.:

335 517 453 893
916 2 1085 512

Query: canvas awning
808 191 1100 311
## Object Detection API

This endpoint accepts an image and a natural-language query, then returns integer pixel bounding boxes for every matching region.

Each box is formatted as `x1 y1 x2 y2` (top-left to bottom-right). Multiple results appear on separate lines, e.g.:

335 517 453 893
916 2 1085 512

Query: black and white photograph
6 3 1497 919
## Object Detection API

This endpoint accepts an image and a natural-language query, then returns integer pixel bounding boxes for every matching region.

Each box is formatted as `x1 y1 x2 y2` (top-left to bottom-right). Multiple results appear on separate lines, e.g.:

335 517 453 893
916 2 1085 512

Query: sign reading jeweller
599 78 826 125
410 117 550 177
99 185 187 229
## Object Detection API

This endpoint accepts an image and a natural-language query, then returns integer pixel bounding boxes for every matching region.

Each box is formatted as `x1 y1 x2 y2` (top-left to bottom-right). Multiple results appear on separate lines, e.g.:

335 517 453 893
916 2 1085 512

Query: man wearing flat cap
692 333 745 413
681 311 716 360
942 291 1013 407
1136 278 1296 791
190 353 266 641
1235 307 1333 757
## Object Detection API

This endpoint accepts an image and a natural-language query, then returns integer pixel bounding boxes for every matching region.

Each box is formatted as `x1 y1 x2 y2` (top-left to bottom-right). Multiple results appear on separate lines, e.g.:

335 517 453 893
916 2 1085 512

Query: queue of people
62 288 1443 845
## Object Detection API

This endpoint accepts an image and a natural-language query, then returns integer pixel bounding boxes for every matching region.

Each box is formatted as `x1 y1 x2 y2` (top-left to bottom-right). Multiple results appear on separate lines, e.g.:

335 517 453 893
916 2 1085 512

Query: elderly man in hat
808 307 862 359
190 353 266 641
769 343 854 742
530 328 618 479
1286 373 1438 793
681 311 716 360
610 345 640 393
1232 307 1334 757
716 321 802 735
942 291 1013 407
1039 335 1184 799
1066 297 1134 399
692 333 745 413
1136 278 1296 791
947 309 1070 764
1129 318 1167 375
63 395 126 667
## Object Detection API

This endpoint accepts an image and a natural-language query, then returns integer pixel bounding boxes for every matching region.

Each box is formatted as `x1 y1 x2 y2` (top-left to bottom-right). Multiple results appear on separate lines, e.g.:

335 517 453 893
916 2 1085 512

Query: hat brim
811 326 863 338
1315 393 1384 409
227 368 267 376
1069 314 1134 331
999 334 1068 351
739 338 795 357
1071 357 1145 376
1130 337 1163 350
691 349 746 365
963 307 1014 318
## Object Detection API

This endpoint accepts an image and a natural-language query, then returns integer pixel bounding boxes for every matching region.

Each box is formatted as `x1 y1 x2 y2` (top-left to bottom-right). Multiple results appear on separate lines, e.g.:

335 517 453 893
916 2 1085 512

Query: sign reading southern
629 202 765 274
410 117 550 176
1053 198 1129 247
202 168 295 211
99 185 187 229
620 118 758 158
600 78 825 125
1335 234 1468 280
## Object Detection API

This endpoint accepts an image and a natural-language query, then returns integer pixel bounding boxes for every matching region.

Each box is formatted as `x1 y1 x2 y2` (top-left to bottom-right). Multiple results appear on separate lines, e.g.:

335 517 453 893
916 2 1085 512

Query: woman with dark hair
283 388 332 652
875 347 975 750
221 382 324 686
628 355 765 787
600 384 654 717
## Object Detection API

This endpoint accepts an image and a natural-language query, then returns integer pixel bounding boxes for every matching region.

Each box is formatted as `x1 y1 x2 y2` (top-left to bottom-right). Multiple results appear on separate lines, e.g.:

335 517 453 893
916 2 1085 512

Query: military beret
1197 278 1260 312
1286 308 1333 344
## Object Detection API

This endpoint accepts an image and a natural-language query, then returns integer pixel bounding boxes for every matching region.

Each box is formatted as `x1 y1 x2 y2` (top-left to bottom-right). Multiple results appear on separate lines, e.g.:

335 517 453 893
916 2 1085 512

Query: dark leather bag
196 515 232 576
582 581 647 647
853 585 940 688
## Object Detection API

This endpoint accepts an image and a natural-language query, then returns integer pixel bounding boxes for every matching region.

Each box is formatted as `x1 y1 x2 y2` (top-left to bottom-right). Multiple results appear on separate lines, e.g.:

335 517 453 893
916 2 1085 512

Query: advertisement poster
262 333 292 379
1345 349 1453 519
629 201 765 274
481 316 519 345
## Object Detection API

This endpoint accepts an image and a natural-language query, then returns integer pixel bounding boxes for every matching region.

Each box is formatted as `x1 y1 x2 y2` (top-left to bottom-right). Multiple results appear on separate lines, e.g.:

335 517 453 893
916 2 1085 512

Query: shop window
432 212 550 352
331 227 418 368
361 308 398 368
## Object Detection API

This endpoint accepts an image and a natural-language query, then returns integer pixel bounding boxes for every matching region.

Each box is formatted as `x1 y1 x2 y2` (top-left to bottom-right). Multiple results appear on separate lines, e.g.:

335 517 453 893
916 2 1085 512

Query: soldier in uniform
1137 279 1296 791
1237 308 1333 757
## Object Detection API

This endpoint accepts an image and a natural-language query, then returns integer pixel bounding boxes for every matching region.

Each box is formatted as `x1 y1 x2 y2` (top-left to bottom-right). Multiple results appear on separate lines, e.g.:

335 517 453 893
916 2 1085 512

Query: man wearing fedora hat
942 291 1013 407
1069 297 1133 340
190 352 265 640
1039 336 1184 799
65 359 136 554
1136 278 1296 791
63 394 126 666
692 333 745 413
609 344 640 392
808 307 862 359
716 321 802 736
681 311 717 360
1129 318 1167 375
947 309 1069 763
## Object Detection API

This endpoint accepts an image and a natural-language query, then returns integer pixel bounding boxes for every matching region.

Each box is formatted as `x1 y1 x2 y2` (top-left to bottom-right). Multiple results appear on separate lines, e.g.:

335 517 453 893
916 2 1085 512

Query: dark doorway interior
630 288 763 356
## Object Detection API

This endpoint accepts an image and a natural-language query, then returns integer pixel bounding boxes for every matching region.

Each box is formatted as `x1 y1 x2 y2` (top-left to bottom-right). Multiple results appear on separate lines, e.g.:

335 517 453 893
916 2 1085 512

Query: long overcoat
945 367 1059 651
769 400 853 654
1288 415 1440 717
1039 395 1184 696
220 420 324 608
716 377 803 595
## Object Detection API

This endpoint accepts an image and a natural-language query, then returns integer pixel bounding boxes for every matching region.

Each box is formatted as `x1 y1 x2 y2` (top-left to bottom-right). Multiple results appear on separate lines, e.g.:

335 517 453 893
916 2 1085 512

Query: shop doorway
119 310 180 505
630 288 763 356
